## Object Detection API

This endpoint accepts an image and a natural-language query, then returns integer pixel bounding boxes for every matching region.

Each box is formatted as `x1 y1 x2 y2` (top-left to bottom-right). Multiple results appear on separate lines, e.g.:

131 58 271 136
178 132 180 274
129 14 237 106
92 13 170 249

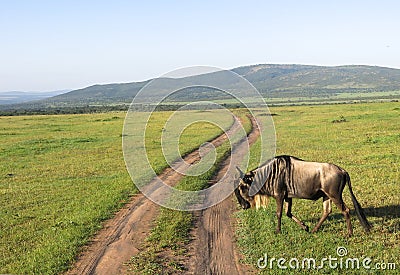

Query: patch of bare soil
187 115 259 275
66 117 242 275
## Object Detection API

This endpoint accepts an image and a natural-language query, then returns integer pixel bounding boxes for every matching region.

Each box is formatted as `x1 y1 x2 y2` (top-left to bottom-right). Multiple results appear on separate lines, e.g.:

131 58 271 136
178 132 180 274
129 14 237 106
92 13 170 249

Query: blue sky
1 0 399 92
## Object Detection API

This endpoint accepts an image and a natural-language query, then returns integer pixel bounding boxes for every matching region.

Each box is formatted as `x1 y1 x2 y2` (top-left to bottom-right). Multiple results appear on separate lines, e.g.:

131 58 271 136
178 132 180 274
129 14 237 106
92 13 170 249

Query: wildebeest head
234 167 255 209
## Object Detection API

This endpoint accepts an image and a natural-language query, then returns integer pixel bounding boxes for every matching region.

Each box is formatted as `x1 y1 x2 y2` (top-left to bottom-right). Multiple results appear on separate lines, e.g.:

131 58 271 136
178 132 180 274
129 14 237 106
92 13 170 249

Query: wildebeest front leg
275 196 284 233
285 198 309 232
311 196 332 233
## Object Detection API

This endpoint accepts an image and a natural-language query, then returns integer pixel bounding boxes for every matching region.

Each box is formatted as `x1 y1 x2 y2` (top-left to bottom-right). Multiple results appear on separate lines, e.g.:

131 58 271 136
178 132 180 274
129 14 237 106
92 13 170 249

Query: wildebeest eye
243 175 253 184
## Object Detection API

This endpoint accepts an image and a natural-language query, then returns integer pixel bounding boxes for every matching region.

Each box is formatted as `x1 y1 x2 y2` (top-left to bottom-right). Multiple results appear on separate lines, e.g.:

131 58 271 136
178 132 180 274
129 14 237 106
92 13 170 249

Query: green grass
235 102 400 274
0 111 232 274
0 113 132 274
1 103 399 274
191 91 400 106
143 109 234 175
263 90 400 105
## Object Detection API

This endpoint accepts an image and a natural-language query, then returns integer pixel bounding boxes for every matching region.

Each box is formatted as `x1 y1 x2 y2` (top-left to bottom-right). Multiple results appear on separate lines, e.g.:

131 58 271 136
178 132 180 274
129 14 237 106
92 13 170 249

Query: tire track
66 116 242 275
188 115 260 275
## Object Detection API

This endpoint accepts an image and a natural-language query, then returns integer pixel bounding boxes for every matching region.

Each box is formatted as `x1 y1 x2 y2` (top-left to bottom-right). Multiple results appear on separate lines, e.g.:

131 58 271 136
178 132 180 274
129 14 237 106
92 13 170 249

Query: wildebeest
235 155 371 236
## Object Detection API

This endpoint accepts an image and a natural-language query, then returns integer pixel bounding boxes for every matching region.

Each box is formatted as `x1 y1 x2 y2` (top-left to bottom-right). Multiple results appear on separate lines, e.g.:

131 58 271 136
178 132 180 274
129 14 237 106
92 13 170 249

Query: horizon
1 63 400 94
1 0 399 92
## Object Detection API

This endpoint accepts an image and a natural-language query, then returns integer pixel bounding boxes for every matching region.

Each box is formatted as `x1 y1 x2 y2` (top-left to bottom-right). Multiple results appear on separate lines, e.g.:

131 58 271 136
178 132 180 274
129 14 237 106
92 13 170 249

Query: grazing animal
235 155 371 236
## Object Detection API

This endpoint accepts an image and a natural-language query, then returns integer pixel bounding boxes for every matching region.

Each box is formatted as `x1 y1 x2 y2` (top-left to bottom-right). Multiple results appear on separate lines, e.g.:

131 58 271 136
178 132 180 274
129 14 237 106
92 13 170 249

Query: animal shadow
330 204 400 233
363 205 400 219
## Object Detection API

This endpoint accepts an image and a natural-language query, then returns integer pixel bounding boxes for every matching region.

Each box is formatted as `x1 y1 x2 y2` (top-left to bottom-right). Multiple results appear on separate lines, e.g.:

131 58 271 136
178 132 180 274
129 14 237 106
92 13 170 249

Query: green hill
233 64 400 97
2 64 400 112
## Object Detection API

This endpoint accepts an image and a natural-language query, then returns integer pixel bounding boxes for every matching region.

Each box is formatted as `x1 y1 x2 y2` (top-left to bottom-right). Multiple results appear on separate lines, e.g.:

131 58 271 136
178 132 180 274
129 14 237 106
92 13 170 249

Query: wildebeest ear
236 166 244 178
249 179 263 196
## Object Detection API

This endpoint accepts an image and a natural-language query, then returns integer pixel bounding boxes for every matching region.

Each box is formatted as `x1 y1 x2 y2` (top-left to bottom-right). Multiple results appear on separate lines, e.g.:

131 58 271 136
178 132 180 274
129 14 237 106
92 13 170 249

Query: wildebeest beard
234 169 269 210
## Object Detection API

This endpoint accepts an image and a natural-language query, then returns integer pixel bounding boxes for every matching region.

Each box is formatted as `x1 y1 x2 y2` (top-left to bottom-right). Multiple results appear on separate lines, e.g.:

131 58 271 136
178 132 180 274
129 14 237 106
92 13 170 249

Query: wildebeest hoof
304 225 309 232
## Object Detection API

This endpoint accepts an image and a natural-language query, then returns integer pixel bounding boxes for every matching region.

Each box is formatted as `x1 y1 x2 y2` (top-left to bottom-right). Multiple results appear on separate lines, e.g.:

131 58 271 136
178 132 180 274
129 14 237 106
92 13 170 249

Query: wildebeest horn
236 166 244 178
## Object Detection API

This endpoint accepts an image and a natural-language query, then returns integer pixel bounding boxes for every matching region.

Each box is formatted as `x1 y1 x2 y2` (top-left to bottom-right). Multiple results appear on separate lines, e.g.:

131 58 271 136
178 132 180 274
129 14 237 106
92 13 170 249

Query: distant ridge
2 64 400 112
0 90 69 105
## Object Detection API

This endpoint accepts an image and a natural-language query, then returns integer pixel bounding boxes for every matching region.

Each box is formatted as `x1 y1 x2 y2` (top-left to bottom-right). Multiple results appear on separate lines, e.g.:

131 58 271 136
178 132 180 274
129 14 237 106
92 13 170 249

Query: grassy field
236 102 400 274
0 102 399 274
0 111 232 274
0 113 132 274
264 91 400 105
200 92 400 106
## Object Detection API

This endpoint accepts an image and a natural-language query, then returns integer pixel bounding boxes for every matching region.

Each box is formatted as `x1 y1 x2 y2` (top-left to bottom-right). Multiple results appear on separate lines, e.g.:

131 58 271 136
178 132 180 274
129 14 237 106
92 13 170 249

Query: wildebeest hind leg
285 198 309 231
311 196 332 233
331 197 353 236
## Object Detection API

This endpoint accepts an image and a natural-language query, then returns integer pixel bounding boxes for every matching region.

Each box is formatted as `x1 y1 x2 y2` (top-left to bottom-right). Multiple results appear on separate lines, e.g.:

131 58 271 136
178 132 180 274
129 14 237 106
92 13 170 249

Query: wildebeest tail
346 173 372 232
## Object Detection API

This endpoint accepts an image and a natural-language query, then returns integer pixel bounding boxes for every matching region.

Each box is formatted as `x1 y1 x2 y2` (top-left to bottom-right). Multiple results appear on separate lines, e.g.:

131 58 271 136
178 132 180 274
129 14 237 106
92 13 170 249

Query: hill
233 64 400 97
2 64 400 112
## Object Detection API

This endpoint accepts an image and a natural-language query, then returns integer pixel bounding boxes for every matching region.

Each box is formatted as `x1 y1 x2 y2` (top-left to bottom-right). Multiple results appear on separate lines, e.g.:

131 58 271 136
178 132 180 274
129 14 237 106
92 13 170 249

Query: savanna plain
0 102 399 274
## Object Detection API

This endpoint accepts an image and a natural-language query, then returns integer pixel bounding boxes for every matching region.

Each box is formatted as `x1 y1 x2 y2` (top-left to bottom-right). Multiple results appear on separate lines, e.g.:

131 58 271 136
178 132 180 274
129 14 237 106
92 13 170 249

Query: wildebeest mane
249 155 299 197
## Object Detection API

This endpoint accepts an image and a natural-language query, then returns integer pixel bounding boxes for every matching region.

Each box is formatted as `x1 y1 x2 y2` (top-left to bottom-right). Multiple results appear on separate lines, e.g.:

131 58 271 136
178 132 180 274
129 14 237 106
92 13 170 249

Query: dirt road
188 115 259 275
67 115 256 274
